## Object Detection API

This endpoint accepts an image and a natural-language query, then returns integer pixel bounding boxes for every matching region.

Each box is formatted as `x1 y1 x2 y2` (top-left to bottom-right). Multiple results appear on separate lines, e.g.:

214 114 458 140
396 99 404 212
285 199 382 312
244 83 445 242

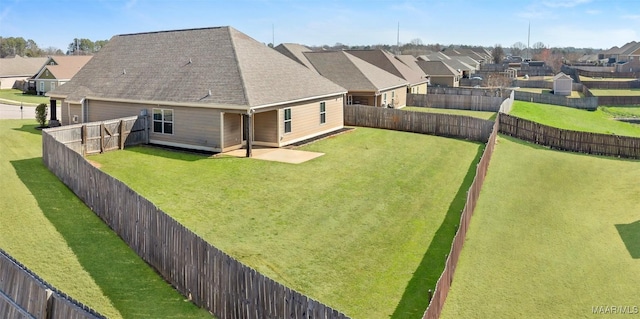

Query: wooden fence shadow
390 143 484 319
615 221 640 259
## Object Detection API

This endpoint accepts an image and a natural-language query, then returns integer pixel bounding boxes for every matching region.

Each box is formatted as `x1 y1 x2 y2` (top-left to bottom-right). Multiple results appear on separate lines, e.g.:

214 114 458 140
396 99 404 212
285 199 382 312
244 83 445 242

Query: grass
440 135 640 319
579 76 637 82
0 89 49 105
0 120 212 319
511 100 640 137
515 87 583 98
402 106 497 120
91 127 483 319
588 88 640 96
600 105 640 118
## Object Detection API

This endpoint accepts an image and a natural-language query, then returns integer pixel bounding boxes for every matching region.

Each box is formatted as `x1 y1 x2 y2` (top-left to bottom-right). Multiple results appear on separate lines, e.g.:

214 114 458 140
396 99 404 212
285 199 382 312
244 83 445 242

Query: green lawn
403 106 497 120
441 135 640 319
511 101 640 136
515 87 583 98
600 105 640 118
0 120 212 319
91 128 483 319
588 88 640 96
0 89 49 105
579 76 637 82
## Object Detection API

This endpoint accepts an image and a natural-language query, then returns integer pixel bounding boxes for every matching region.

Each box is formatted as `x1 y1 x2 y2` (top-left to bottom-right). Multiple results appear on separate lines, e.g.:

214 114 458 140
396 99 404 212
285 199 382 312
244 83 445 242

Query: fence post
119 120 125 149
45 288 54 319
81 125 87 157
100 123 105 153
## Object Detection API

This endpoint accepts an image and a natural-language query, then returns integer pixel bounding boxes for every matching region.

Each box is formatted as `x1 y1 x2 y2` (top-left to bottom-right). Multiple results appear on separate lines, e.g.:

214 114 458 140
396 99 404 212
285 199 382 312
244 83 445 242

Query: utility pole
396 22 400 55
527 22 531 61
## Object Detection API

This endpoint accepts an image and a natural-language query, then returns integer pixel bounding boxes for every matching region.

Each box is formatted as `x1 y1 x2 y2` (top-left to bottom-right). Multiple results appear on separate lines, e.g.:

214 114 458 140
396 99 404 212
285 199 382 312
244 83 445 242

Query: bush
35 103 48 127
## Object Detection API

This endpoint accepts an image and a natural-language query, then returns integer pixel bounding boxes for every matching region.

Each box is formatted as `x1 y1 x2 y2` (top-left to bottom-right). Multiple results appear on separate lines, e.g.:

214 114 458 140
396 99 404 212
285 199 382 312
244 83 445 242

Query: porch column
244 112 253 158
49 99 60 127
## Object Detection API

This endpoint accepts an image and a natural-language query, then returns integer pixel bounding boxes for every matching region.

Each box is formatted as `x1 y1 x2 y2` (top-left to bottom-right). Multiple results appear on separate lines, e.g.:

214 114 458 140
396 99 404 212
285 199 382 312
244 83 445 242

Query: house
395 55 430 81
303 50 409 108
48 26 347 153
345 49 428 94
418 54 475 79
553 72 573 96
415 60 460 87
273 43 317 72
32 55 92 95
0 55 47 90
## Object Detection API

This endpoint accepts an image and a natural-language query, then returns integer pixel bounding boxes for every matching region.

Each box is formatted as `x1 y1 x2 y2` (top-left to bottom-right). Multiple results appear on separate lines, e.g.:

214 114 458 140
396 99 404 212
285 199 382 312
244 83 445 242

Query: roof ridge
226 27 251 107
118 26 228 37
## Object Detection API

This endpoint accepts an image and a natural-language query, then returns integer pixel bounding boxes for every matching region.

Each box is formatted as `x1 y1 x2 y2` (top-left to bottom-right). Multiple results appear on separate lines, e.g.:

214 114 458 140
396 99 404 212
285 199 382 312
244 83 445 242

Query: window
347 95 353 105
153 108 173 134
284 108 292 133
320 102 326 124
39 82 44 93
50 82 55 91
383 92 387 105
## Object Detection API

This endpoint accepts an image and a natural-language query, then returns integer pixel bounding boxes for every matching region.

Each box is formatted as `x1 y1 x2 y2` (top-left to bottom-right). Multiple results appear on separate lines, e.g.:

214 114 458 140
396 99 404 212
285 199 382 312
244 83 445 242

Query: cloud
542 0 591 8
585 9 601 15
622 14 640 21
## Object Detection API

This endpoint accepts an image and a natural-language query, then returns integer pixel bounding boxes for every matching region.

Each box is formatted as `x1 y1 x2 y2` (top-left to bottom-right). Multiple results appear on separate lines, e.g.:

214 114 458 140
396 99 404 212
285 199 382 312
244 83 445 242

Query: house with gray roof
345 49 428 95
48 26 347 153
304 51 409 108
32 55 92 96
0 55 47 89
415 60 460 87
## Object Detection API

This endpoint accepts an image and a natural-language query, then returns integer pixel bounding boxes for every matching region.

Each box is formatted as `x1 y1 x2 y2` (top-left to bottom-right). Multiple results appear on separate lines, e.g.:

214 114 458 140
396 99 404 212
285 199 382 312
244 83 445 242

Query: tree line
0 37 108 58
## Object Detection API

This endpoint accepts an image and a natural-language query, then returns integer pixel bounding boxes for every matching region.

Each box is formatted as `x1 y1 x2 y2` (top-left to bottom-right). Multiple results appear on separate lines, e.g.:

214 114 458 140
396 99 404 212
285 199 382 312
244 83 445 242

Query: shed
553 72 573 96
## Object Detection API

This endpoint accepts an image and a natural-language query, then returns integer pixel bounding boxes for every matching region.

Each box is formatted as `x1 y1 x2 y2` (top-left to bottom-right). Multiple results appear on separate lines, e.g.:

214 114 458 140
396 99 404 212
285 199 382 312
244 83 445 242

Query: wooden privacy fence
513 91 598 110
421 116 500 319
45 115 148 155
499 113 640 159
408 93 504 112
344 104 494 142
0 249 105 319
42 119 350 319
594 96 640 106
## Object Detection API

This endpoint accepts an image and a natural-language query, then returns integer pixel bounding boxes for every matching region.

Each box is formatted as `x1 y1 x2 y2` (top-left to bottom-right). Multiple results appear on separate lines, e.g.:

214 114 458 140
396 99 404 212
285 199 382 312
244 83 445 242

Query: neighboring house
415 60 460 87
32 56 92 95
553 72 573 96
0 55 47 90
418 54 475 79
273 43 317 72
303 50 409 108
345 49 428 94
48 26 347 153
395 55 430 85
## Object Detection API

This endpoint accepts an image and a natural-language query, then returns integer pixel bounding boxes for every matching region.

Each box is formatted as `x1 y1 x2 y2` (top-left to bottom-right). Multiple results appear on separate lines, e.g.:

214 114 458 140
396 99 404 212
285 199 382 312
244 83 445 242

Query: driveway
0 103 61 120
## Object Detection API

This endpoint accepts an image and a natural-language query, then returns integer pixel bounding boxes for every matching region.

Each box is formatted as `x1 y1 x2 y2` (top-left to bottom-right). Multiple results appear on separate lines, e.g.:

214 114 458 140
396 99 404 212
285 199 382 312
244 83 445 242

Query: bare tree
486 73 513 97
511 42 526 57
532 42 547 55
491 44 505 64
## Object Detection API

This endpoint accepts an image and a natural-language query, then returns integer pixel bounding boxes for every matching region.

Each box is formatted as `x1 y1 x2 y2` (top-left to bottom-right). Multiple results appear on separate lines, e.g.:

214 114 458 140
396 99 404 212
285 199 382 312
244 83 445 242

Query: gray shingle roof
416 60 459 76
274 43 317 72
345 49 427 86
304 51 408 93
50 26 345 107
0 55 47 77
395 55 429 77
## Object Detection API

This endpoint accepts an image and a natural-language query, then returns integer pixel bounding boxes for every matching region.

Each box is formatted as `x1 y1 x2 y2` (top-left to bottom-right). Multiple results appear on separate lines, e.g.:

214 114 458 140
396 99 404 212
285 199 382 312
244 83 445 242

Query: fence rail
42 117 350 319
0 249 105 319
422 115 500 319
345 104 494 142
499 113 640 159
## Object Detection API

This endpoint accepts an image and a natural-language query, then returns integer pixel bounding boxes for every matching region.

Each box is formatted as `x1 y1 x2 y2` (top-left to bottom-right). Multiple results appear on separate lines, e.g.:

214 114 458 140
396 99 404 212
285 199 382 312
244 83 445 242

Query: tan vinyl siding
253 110 278 144
68 103 82 125
87 100 222 151
279 95 344 146
411 83 428 94
223 112 242 149
57 100 69 125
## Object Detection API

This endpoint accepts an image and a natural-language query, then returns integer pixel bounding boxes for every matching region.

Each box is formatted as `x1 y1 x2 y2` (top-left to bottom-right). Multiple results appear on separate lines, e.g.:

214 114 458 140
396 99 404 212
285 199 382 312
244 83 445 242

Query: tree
67 38 107 55
0 37 27 57
511 42 526 57
491 44 504 64
532 42 547 55
35 103 48 128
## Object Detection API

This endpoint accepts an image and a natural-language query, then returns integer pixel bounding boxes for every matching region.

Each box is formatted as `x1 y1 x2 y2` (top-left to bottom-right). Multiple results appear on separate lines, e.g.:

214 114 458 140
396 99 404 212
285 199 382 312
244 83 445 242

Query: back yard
511 101 640 137
440 135 640 318
0 120 212 319
91 127 483 319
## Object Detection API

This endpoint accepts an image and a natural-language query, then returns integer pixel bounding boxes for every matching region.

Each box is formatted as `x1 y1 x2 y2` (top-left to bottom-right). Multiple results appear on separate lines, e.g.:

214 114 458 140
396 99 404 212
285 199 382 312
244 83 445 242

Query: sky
1 0 639 52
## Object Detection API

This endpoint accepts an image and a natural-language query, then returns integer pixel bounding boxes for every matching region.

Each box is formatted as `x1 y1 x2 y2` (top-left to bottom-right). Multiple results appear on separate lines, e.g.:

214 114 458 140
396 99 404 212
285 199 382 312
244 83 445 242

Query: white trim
149 139 220 152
